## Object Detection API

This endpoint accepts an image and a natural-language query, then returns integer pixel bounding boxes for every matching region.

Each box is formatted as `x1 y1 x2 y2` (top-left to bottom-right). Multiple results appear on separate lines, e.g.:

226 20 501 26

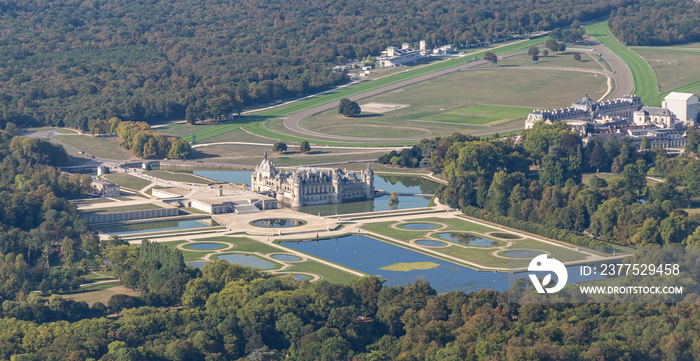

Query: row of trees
111 118 191 159
272 141 311 154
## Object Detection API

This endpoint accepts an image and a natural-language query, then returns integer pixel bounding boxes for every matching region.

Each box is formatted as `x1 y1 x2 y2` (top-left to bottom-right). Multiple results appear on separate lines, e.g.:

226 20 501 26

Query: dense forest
380 124 700 252
2 259 700 361
0 0 632 130
0 123 104 304
609 0 700 45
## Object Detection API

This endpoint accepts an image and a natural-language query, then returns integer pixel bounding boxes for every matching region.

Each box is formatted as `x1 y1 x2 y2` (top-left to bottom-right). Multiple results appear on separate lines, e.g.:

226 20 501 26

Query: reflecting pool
217 253 276 269
415 240 447 247
271 254 303 261
186 243 225 250
251 218 305 228
281 235 603 293
400 223 439 230
189 262 208 269
503 250 540 258
95 219 214 235
490 232 521 239
294 275 309 281
437 233 498 247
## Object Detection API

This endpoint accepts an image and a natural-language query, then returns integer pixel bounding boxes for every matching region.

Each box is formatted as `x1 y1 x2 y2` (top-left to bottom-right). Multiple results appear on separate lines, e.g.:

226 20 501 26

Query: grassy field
482 51 604 70
631 47 700 95
62 284 139 306
54 128 81 134
283 261 358 284
157 123 216 138
102 173 152 190
584 21 662 106
192 143 389 166
298 68 606 140
181 37 549 144
419 105 533 125
52 134 133 160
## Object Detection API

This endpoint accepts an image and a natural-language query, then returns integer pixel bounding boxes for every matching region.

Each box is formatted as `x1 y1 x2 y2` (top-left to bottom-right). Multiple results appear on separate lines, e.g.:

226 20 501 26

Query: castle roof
572 94 597 111
638 106 672 117
257 149 275 171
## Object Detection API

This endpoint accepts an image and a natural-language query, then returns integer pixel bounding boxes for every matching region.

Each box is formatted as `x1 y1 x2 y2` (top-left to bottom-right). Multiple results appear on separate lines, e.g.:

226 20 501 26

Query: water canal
281 235 604 293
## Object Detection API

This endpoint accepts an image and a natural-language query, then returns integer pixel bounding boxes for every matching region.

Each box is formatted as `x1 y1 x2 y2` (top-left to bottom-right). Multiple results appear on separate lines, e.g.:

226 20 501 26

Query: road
279 42 634 142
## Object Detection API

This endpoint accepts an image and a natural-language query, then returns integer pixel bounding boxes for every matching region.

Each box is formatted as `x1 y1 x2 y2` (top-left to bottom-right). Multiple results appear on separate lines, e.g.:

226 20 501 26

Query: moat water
190 170 441 216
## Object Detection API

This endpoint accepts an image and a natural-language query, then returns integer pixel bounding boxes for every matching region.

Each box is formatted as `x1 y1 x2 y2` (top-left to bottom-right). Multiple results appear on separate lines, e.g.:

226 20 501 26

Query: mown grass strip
584 21 662 106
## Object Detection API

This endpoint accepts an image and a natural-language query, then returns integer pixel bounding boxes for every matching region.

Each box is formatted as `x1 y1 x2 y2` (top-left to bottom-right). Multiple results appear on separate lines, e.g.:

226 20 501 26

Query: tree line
1 259 699 360
609 0 700 45
0 0 632 130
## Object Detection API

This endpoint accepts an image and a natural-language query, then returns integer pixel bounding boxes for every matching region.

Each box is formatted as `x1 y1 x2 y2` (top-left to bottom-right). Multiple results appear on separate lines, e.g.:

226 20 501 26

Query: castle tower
362 164 375 199
331 169 341 203
252 150 277 191
291 172 302 207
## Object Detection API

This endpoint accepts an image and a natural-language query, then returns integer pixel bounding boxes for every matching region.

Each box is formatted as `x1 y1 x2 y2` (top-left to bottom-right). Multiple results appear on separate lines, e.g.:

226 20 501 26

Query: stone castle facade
251 151 374 207
524 93 697 149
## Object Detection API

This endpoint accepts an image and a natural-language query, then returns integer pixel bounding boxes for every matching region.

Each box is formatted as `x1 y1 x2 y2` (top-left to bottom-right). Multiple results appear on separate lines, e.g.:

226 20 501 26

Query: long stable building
251 151 374 207
525 93 698 149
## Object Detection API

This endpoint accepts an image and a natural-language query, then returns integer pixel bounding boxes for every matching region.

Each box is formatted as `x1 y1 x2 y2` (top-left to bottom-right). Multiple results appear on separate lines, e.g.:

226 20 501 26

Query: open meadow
631 46 700 95
295 68 607 140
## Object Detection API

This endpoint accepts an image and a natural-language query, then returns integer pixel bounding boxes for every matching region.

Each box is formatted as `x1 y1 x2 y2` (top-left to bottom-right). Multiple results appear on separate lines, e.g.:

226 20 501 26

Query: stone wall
83 207 179 224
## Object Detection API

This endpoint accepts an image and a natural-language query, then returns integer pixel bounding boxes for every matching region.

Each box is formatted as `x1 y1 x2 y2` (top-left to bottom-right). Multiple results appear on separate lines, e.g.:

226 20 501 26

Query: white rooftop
664 92 699 101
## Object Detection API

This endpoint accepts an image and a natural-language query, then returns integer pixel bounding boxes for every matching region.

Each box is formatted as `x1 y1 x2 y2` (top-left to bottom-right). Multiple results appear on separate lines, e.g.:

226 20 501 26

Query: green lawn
182 37 548 145
156 123 215 138
631 47 700 94
52 134 133 160
584 21 662 106
102 173 152 190
284 261 359 284
419 105 532 125
484 51 604 71
298 68 605 141
361 218 512 243
198 236 282 254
